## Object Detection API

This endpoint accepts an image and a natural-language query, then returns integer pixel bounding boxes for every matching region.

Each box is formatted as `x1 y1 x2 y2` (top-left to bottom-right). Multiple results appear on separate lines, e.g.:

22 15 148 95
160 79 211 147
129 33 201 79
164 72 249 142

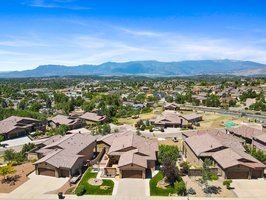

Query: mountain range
0 60 265 77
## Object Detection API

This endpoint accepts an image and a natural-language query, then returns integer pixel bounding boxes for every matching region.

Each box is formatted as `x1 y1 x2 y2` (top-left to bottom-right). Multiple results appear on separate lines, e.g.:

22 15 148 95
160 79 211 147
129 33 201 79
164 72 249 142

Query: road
182 105 266 121
0 137 48 156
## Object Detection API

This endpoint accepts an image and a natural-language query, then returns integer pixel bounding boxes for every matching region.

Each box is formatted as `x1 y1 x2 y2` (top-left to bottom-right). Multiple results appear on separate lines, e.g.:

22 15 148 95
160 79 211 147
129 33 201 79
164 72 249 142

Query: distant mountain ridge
0 59 265 77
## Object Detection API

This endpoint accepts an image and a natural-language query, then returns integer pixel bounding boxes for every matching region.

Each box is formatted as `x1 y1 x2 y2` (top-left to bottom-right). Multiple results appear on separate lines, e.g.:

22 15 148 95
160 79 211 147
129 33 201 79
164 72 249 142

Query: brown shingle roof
35 133 96 169
80 112 106 122
0 116 40 134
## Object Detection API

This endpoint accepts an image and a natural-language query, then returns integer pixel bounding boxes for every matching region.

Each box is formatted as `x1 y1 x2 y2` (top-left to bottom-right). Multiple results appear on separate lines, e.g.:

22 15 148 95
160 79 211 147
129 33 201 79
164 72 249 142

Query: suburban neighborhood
1 1 266 200
0 76 266 200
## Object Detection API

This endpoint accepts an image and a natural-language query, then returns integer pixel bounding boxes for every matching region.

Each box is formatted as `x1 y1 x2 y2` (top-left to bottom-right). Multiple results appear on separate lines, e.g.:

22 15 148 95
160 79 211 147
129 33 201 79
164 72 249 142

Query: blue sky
0 0 266 71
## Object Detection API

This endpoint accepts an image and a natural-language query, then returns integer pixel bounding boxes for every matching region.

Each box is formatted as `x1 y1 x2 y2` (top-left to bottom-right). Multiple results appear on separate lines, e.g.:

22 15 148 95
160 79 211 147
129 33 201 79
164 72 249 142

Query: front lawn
150 172 178 196
75 168 114 196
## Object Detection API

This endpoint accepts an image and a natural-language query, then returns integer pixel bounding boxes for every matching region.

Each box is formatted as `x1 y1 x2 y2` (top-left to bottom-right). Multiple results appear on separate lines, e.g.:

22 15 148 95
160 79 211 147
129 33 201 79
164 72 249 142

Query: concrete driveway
232 178 266 198
116 179 147 198
8 172 68 199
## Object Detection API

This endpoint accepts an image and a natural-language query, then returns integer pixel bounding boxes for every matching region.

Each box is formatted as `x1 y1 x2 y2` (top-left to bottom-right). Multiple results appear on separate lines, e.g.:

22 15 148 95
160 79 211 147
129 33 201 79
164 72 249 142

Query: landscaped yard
75 168 114 196
150 172 179 196
0 162 34 193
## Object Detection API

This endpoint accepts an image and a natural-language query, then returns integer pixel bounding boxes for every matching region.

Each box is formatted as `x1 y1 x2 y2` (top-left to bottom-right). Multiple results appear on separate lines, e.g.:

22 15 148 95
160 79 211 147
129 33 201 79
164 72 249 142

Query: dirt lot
117 108 163 125
196 112 248 130
0 162 34 193
157 138 182 150
183 176 237 198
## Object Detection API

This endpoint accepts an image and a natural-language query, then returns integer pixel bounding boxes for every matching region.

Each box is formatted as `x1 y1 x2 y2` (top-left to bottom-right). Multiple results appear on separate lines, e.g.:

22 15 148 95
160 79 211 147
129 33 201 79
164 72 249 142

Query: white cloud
1 22 266 71
22 0 91 10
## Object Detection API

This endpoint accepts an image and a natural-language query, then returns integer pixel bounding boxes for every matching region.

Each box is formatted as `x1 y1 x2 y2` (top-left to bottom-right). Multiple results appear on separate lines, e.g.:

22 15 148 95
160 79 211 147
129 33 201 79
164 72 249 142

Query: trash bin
58 192 64 199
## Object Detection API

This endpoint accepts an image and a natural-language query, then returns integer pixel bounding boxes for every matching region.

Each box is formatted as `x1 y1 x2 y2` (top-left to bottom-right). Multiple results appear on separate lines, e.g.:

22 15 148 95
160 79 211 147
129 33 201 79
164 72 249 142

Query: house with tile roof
80 112 108 124
97 131 158 178
49 114 84 130
183 128 265 179
33 133 96 177
0 116 44 139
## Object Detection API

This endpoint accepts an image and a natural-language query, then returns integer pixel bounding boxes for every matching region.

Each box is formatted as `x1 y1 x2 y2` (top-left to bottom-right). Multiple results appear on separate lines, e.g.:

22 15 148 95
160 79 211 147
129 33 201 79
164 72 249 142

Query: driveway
8 172 68 199
116 179 146 198
232 179 266 198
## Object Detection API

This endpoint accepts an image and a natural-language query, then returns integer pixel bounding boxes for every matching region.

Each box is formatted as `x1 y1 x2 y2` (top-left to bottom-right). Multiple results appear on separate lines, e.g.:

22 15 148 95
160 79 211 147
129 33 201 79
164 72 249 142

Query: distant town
0 76 265 199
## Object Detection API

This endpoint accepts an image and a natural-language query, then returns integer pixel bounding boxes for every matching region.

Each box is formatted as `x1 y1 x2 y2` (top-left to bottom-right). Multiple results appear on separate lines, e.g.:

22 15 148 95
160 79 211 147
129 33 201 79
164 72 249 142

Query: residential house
49 115 84 130
183 129 265 179
80 112 108 124
164 103 180 111
97 131 158 179
181 113 203 124
226 125 265 144
0 116 44 139
33 133 96 177
150 112 186 128
252 134 266 153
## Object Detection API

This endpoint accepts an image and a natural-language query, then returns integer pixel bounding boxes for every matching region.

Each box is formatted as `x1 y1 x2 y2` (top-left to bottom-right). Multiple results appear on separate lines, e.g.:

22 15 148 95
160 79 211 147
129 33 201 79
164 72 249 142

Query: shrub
140 125 146 131
76 185 86 196
187 187 196 195
210 174 219 181
149 128 153 132
223 179 232 189
174 180 186 196
160 128 164 132
180 161 190 174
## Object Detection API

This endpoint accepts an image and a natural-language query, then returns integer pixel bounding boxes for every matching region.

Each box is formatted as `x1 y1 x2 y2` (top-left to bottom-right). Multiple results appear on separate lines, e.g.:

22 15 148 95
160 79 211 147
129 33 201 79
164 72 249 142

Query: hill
0 59 265 77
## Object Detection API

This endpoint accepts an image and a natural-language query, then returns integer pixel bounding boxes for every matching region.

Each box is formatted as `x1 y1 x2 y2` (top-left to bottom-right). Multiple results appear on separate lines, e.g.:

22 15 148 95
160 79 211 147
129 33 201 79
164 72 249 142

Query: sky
1 0 266 71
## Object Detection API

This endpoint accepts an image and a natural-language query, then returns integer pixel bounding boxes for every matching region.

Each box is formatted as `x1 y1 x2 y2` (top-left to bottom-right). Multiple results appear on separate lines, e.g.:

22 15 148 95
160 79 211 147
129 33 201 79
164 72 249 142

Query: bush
180 161 190 174
76 185 86 196
187 187 196 195
140 125 146 131
160 128 164 132
149 128 153 132
223 179 232 189
174 180 186 196
210 174 219 181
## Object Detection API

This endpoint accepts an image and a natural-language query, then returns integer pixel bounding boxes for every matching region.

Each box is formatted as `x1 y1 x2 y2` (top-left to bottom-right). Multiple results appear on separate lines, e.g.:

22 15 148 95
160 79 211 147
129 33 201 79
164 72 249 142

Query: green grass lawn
150 172 178 196
75 168 114 195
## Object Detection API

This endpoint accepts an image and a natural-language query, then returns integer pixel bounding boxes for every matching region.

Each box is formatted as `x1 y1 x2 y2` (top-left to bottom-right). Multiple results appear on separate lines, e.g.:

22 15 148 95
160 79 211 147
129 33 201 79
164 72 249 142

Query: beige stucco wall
183 142 203 167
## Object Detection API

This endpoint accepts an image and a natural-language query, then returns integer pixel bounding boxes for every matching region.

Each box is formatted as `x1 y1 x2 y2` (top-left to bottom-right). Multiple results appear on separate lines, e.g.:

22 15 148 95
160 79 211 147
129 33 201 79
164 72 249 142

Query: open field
117 107 163 125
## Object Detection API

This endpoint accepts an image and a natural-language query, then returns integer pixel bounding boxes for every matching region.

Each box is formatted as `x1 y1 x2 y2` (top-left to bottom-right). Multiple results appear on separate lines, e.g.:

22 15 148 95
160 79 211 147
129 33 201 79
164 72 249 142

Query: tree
161 157 179 184
49 124 70 136
21 143 36 156
158 145 179 164
166 96 174 103
102 124 111 135
205 95 220 107
0 162 16 181
29 102 42 112
3 149 17 163
200 158 213 187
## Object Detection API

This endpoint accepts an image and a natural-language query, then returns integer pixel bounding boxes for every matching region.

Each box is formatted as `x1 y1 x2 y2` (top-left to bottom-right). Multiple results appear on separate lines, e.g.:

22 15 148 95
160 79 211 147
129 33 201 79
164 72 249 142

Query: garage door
122 170 143 178
227 171 249 179
38 168 55 177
